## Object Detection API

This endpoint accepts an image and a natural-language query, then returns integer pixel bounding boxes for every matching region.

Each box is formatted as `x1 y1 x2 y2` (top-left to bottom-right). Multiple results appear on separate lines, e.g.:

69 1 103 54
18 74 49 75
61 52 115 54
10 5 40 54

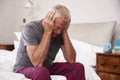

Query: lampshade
25 0 33 9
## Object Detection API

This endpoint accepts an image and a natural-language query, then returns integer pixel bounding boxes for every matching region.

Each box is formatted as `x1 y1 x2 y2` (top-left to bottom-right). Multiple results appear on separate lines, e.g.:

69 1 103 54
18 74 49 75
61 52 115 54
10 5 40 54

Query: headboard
68 21 119 47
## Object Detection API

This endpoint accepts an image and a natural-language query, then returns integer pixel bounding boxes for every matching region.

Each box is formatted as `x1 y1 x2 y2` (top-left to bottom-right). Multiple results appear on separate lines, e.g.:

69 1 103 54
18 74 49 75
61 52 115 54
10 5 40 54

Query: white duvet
0 39 102 80
0 50 101 80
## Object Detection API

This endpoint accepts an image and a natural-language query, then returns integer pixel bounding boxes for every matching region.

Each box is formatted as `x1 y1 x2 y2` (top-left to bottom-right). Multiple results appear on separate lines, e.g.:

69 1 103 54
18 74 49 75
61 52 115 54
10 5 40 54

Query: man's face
53 17 69 37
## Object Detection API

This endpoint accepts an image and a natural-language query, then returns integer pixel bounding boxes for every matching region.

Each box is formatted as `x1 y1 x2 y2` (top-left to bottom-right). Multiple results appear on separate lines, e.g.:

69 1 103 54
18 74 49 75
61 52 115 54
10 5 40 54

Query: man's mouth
53 33 59 37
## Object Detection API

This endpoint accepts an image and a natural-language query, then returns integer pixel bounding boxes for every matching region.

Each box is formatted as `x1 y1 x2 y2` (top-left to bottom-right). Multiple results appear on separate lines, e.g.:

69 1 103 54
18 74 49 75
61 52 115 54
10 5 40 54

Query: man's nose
57 29 61 34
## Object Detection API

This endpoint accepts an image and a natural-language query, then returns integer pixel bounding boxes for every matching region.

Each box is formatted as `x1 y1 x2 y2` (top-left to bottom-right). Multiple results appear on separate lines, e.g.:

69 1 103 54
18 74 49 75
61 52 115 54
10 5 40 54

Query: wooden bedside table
96 53 120 80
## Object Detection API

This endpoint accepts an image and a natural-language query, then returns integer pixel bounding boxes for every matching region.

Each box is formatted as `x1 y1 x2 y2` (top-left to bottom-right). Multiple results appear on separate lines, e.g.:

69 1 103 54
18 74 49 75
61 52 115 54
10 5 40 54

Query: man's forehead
55 17 69 25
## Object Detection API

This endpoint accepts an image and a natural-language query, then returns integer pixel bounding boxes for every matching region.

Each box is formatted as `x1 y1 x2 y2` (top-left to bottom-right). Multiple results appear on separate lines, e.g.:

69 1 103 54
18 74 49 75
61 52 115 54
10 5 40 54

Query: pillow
13 40 19 52
14 32 22 41
54 39 103 66
14 32 21 51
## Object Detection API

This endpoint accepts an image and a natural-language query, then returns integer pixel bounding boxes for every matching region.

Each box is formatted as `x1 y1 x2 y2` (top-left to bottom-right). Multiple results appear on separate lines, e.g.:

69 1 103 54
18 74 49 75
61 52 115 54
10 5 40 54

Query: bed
0 21 118 80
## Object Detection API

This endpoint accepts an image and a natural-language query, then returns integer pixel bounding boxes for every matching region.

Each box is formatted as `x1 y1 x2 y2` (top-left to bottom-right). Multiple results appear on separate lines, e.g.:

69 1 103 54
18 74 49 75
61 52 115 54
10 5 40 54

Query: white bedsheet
0 71 31 80
0 50 101 80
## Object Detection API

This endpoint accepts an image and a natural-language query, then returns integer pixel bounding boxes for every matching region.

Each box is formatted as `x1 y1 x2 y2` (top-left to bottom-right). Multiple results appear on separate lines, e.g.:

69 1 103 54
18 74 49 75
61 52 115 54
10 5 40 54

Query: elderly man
13 4 86 80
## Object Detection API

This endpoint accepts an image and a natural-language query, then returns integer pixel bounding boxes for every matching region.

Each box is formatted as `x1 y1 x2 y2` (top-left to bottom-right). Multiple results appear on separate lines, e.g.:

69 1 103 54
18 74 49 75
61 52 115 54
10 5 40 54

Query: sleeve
22 22 40 46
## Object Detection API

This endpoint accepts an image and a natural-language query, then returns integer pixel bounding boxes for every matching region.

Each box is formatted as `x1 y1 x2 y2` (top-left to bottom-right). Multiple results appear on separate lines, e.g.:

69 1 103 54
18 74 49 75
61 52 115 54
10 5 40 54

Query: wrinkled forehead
55 17 70 26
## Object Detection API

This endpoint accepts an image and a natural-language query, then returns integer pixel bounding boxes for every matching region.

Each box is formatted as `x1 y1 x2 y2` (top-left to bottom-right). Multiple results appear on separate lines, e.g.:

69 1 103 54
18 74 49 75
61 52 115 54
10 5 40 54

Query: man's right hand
42 10 56 33
27 10 56 67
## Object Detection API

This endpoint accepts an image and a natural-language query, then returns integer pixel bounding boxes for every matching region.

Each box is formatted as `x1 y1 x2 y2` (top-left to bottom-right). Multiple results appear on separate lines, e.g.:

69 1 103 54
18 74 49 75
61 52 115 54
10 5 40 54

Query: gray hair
52 4 71 21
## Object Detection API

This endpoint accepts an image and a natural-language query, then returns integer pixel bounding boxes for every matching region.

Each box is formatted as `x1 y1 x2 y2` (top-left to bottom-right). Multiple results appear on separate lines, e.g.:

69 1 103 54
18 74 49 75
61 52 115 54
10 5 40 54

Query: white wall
32 0 120 23
0 0 16 44
0 0 27 44
0 0 120 44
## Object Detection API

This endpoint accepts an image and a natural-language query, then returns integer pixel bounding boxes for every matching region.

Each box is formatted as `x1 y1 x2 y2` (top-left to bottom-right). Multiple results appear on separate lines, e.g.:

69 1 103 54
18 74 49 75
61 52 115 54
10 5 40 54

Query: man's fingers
49 10 56 20
45 10 52 19
45 10 56 22
52 16 56 23
44 10 56 30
